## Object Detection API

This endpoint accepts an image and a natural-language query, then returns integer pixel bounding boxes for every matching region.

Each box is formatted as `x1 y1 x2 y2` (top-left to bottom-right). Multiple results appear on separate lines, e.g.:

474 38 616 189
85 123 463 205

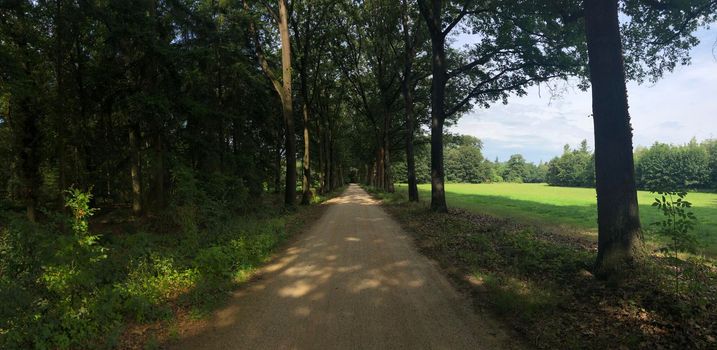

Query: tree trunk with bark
384 112 394 193
249 0 296 206
301 102 312 204
273 126 282 193
278 0 296 207
419 0 448 212
584 0 642 276
129 124 143 217
401 0 419 202
376 146 385 190
403 91 419 201
14 102 41 222
152 133 165 210
318 121 326 193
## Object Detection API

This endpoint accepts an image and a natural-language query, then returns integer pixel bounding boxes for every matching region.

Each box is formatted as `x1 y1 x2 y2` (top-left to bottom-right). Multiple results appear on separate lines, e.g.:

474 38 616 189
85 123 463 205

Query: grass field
395 183 717 257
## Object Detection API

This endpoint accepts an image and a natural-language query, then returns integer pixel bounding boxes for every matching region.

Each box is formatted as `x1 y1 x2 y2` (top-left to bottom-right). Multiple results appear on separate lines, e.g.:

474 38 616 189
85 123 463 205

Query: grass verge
366 186 717 349
399 183 717 257
0 186 345 350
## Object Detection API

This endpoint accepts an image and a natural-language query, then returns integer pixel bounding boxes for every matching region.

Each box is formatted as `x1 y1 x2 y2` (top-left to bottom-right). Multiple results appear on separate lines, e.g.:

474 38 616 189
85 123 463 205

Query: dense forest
1 0 717 348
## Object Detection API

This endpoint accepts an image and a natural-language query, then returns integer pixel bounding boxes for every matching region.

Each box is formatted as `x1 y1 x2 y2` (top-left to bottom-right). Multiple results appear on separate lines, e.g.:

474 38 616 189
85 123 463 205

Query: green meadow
396 183 717 257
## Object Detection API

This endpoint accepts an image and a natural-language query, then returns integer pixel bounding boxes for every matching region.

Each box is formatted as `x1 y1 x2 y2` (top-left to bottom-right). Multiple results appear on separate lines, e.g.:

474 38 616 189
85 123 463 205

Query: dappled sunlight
167 184 506 349
407 278 426 288
403 183 717 257
278 279 315 298
294 306 312 317
336 265 362 273
263 247 304 273
352 278 382 292
355 217 385 222
325 191 379 206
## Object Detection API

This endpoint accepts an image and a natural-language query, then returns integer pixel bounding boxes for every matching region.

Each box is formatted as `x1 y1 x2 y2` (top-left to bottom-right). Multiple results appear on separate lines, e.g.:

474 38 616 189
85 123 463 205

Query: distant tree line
393 134 549 184
394 136 717 192
635 139 717 191
1 0 715 313
546 140 595 187
546 138 717 191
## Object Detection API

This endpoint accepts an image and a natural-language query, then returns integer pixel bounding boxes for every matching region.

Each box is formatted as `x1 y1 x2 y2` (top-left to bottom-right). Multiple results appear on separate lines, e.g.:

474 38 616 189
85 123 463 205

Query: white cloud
452 28 717 163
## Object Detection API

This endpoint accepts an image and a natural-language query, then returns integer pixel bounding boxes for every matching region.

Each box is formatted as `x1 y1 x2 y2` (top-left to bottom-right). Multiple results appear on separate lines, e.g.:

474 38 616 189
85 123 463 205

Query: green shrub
0 189 118 349
196 246 235 280
118 253 196 321
0 181 293 348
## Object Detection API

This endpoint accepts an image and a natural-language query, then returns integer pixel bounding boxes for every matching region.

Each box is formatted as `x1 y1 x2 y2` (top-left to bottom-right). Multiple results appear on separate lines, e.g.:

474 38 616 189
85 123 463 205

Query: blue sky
451 28 717 164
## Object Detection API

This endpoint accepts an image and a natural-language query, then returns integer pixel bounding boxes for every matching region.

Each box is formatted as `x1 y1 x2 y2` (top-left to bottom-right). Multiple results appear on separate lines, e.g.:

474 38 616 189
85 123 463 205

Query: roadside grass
369 186 717 349
0 186 345 350
396 183 717 257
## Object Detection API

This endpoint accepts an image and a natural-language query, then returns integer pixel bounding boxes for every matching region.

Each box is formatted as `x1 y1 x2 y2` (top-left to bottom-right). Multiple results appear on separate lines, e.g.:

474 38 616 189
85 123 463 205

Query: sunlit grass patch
396 183 717 257
479 273 560 317
375 187 717 349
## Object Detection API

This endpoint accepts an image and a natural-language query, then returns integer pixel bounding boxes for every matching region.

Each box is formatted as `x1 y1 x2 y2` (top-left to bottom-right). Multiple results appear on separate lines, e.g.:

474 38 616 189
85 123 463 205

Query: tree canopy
1 0 716 346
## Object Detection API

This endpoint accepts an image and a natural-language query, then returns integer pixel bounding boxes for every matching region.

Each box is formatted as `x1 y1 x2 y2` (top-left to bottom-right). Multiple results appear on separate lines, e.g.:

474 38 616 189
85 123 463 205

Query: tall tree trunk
419 0 448 212
584 0 641 276
129 124 143 216
428 35 447 211
366 163 372 186
54 0 67 207
403 85 419 201
401 0 419 201
326 130 332 191
297 4 313 205
152 133 165 210
278 0 296 207
300 102 311 204
383 112 394 193
330 138 338 190
300 104 311 204
274 139 282 194
317 122 325 193
371 161 377 187
14 102 41 222
249 0 295 204
376 147 384 190
339 165 343 187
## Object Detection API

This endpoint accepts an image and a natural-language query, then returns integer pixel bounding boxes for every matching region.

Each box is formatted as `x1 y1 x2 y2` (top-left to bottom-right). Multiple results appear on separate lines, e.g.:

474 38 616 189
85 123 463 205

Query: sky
450 28 717 164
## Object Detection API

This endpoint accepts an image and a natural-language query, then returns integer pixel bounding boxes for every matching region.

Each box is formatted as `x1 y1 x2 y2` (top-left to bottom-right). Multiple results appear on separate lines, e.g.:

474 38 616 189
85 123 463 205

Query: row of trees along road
1 0 716 279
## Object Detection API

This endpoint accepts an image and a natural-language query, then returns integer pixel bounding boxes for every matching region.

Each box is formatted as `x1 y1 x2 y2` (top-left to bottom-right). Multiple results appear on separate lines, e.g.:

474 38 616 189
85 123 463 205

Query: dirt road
171 184 518 349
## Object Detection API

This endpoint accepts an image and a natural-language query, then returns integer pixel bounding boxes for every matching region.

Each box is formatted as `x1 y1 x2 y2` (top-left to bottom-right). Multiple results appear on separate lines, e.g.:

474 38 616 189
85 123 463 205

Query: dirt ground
167 184 520 349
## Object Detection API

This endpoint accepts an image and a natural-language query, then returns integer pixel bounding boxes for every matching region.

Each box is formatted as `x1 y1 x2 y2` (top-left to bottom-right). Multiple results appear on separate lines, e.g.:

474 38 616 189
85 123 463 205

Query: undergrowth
0 170 344 349
370 187 717 349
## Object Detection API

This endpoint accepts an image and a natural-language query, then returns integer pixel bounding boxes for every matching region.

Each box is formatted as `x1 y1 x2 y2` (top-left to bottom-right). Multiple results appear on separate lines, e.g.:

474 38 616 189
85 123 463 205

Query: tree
706 140 717 189
0 2 49 221
583 0 717 275
399 0 425 202
291 0 337 204
249 0 297 207
546 141 594 187
334 0 405 193
444 137 492 183
524 161 548 183
503 154 528 183
635 141 710 191
584 0 642 274
416 0 584 212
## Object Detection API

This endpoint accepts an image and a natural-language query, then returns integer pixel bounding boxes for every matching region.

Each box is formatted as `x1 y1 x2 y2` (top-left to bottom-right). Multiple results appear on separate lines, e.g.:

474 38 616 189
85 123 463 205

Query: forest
394 137 717 188
1 0 717 349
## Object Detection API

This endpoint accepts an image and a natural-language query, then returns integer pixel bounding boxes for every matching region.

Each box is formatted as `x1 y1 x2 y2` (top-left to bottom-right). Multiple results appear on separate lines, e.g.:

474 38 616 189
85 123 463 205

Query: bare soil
166 184 520 349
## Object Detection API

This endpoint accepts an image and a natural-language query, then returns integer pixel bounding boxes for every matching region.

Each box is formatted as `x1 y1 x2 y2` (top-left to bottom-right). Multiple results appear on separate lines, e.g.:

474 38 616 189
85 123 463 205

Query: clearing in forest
401 183 717 257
